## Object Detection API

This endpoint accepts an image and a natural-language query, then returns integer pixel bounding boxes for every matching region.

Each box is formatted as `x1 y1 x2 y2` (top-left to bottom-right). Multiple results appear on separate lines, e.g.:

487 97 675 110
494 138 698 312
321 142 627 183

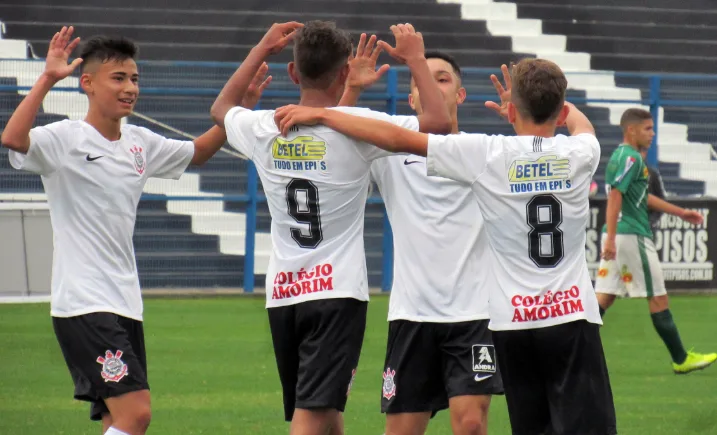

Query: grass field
1 295 716 434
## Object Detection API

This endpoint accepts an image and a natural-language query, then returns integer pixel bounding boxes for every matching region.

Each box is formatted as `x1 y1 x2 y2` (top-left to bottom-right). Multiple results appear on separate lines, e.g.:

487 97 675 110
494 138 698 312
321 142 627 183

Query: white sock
104 428 130 435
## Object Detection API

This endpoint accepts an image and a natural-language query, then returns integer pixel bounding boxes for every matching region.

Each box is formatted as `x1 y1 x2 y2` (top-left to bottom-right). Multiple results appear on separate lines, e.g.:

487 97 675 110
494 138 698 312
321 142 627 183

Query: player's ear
456 87 467 105
287 62 300 85
80 73 94 96
408 93 416 110
507 102 517 124
337 64 350 85
556 103 570 126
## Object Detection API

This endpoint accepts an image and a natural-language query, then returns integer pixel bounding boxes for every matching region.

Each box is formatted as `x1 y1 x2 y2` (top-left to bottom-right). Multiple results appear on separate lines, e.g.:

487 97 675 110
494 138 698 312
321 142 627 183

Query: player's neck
513 119 556 138
298 90 340 108
622 139 640 150
450 118 459 134
84 111 122 142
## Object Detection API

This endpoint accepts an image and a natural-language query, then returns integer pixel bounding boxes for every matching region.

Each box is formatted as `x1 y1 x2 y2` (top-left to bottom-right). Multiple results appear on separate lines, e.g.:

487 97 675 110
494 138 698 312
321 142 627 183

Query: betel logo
472 345 497 374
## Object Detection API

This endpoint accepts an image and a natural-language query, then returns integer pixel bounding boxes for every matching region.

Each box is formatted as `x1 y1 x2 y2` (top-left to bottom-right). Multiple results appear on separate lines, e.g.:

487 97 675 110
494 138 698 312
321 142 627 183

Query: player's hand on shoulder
484 64 512 121
681 209 704 225
378 23 425 65
601 238 617 261
43 26 83 83
274 105 326 137
241 62 272 109
257 22 304 55
346 33 390 90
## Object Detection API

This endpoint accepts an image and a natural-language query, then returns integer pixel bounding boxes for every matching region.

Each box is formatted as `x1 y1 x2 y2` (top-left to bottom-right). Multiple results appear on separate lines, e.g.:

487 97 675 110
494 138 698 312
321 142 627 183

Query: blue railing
3 60 717 292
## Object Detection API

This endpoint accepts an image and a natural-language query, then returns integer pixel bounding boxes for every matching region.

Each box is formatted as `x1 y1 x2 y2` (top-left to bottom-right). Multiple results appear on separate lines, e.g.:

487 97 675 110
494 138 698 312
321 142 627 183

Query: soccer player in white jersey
210 21 450 435
274 58 618 435
0 27 260 435
341 50 502 435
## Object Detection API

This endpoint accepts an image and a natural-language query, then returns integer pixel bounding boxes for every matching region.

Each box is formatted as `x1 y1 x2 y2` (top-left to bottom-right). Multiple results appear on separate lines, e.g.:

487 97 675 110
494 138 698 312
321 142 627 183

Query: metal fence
2 59 717 292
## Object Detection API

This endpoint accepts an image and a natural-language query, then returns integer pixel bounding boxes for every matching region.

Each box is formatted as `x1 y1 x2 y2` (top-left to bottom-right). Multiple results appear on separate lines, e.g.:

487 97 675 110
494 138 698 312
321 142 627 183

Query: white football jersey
9 120 195 320
426 133 602 331
372 133 490 322
224 106 415 308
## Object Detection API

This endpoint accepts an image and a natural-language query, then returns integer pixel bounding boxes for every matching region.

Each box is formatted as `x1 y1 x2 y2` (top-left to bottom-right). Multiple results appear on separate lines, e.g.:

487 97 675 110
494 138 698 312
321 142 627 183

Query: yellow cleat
673 351 717 374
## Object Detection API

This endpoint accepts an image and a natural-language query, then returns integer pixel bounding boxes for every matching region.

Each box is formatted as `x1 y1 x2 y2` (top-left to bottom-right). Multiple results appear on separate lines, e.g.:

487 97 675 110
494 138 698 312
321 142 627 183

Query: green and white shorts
595 234 667 298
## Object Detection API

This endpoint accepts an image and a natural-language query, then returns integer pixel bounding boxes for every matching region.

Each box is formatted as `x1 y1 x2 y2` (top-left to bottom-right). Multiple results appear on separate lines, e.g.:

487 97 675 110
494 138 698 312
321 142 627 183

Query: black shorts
268 297 367 422
52 313 150 421
493 320 617 435
381 319 504 415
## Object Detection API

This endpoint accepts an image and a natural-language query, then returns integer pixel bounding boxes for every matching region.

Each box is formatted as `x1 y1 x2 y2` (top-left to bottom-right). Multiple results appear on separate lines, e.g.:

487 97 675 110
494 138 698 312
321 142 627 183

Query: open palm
44 26 83 82
346 33 390 90
485 64 512 120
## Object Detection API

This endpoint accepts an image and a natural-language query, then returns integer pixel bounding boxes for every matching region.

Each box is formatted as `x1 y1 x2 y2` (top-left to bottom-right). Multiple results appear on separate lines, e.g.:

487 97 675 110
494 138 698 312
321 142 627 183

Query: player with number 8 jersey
211 21 451 434
273 58 617 435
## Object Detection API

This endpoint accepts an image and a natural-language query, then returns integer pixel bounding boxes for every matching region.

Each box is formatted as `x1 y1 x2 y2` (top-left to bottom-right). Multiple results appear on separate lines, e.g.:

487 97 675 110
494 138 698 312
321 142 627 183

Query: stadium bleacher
0 0 710 290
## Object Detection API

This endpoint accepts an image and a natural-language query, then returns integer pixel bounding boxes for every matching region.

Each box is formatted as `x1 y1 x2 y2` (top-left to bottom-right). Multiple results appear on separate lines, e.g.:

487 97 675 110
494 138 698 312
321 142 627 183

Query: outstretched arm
338 33 389 107
210 22 303 128
563 102 595 136
647 194 703 225
1 26 82 153
274 105 429 155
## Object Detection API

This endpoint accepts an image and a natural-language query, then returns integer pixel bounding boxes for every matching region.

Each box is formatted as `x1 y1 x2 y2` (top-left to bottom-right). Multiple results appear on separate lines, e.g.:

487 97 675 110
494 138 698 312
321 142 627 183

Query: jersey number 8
526 194 564 268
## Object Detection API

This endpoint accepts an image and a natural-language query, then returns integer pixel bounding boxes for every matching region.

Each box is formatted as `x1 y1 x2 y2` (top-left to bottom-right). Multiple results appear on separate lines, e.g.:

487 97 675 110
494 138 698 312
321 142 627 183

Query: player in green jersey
595 108 716 374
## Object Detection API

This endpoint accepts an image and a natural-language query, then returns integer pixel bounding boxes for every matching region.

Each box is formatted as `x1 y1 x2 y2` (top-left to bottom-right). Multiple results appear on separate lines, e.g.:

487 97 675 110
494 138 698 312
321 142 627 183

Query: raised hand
346 33 390 90
377 23 425 65
44 26 83 83
241 62 272 109
485 64 512 120
257 22 304 56
274 105 325 137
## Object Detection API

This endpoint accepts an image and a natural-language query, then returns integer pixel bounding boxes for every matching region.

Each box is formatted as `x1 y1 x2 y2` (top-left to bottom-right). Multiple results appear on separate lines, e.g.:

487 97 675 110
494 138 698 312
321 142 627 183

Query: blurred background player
0 26 244 435
342 50 502 435
274 57 617 435
639 145 666 234
595 108 717 374
211 21 451 435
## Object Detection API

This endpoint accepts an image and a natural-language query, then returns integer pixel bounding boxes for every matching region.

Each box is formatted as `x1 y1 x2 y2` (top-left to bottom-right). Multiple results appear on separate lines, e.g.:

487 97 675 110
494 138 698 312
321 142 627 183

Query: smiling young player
1 26 266 435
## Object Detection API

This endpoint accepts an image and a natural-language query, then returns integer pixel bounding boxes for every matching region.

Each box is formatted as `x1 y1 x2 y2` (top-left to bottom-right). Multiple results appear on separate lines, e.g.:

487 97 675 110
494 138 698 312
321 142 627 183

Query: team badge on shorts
129 145 145 175
382 367 396 400
96 350 128 383
472 345 497 381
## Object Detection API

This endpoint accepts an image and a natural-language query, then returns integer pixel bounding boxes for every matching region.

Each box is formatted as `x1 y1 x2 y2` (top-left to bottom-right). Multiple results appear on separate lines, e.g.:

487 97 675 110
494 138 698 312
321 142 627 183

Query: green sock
599 306 606 318
651 309 688 364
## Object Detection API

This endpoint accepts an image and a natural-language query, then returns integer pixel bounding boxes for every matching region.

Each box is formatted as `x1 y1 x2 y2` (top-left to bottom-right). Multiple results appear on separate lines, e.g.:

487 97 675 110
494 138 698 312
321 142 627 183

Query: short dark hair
425 51 461 78
620 108 652 131
293 21 352 89
511 58 567 124
79 35 138 73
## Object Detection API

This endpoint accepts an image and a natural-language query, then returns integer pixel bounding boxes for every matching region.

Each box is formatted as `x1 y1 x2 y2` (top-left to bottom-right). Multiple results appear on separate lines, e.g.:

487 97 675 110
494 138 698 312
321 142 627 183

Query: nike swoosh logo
404 159 421 165
86 155 104 162
474 374 493 382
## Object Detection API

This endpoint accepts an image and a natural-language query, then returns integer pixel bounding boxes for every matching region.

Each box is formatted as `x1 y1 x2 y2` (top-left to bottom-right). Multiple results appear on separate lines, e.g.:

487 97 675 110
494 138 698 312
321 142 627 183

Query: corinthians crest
96 349 128 383
129 145 145 175
382 367 396 400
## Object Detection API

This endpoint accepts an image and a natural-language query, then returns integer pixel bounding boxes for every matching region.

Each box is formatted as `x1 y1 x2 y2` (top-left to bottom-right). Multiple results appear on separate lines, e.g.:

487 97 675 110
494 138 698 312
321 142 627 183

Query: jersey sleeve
608 152 641 194
138 128 195 180
224 106 276 159
8 120 71 176
426 133 491 184
573 133 601 176
331 107 418 162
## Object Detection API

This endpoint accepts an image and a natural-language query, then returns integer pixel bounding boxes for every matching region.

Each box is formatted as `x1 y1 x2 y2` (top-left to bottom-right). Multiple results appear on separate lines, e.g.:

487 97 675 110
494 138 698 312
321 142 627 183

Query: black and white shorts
52 312 150 421
381 319 504 415
268 297 367 421
493 320 617 435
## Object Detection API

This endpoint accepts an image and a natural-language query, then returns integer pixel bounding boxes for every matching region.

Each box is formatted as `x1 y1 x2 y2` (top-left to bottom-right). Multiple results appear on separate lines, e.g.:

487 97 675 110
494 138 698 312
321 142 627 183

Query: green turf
1 295 716 434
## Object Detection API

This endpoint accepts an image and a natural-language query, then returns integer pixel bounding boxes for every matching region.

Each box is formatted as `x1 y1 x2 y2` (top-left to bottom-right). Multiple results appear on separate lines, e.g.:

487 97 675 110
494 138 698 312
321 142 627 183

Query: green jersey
602 144 652 237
